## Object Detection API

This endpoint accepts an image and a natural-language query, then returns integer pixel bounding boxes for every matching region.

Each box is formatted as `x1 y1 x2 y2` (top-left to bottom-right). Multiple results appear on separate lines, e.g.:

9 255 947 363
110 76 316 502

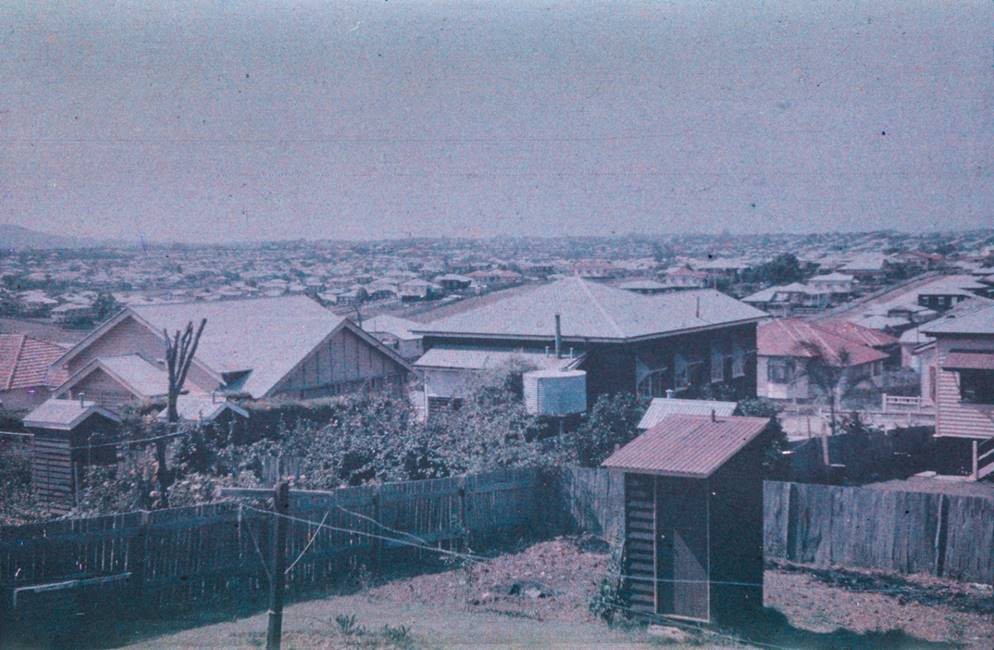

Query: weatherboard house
412 276 764 412
48 295 412 407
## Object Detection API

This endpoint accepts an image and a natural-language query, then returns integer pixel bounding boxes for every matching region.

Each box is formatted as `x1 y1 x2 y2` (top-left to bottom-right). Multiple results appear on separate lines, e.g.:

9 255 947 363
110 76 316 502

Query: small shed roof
602 414 770 478
637 398 738 430
156 395 249 423
24 398 122 431
415 347 582 371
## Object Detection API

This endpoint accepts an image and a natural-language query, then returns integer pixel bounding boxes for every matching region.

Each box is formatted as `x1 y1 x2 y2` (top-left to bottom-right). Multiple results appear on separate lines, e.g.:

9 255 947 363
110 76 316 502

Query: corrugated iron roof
23 398 122 431
415 347 582 371
941 350 994 371
602 414 770 478
922 303 994 336
637 398 737 430
758 319 889 366
414 276 764 341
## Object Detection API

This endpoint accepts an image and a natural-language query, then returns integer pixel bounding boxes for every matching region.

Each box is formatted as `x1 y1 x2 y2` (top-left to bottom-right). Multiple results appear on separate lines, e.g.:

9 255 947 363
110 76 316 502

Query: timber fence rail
0 467 550 643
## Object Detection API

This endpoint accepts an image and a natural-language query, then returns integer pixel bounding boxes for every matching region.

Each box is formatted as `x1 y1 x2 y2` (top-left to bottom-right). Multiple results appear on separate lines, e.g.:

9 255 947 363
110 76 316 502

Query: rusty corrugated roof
602 414 770 478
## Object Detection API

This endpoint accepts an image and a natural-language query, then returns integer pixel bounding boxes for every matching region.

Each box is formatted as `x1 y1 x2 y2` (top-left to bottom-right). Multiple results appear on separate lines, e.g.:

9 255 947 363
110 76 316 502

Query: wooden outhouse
603 413 770 623
23 398 122 511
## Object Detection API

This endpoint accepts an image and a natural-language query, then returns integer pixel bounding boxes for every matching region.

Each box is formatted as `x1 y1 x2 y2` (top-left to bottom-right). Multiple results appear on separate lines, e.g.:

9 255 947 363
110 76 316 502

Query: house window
675 353 689 388
732 341 746 378
710 343 725 383
767 357 795 384
959 370 994 404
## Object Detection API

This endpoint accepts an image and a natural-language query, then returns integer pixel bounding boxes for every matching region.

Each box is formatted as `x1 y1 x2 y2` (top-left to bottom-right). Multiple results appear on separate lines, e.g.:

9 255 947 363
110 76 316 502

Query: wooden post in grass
267 481 290 650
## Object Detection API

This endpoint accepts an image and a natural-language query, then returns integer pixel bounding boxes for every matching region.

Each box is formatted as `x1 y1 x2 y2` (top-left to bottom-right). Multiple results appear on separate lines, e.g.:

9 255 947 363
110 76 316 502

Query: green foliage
588 542 626 623
744 253 810 286
0 454 39 525
570 393 645 467
735 397 790 478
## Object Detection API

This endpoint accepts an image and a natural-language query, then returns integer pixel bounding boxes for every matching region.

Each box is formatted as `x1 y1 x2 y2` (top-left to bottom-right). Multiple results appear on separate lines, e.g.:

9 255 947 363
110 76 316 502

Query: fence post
130 510 150 611
458 476 468 550
371 486 382 571
267 482 290 650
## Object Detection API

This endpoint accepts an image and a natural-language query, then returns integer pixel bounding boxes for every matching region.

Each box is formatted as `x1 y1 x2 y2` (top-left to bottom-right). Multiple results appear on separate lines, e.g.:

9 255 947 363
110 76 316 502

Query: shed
603 413 770 623
23 398 123 511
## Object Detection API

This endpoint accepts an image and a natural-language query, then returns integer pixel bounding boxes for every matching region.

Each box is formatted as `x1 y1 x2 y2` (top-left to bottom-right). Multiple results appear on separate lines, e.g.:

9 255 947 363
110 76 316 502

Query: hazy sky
1 1 991 243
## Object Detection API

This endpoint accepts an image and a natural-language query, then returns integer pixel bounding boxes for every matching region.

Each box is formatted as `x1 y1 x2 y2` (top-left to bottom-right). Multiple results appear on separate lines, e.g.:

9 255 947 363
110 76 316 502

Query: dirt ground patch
765 561 994 648
127 536 991 648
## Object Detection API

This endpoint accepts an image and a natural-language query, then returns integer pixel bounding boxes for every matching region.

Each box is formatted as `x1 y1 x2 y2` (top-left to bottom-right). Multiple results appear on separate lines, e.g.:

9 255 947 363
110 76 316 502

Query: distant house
920 303 994 479
662 267 709 290
756 319 888 402
413 276 764 411
816 319 899 364
617 279 669 295
0 334 67 410
361 314 425 360
433 273 473 292
916 276 988 312
573 261 620 279
48 295 412 406
742 283 830 315
839 254 889 283
398 279 442 302
807 272 854 298
691 258 751 283
467 269 523 288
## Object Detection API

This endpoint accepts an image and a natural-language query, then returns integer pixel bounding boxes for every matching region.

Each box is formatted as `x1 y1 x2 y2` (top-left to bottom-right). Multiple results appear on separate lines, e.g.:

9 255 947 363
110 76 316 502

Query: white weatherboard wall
523 369 586 416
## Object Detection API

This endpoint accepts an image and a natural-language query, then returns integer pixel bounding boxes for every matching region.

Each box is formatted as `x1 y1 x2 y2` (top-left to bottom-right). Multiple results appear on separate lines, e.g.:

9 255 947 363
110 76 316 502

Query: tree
570 393 644 467
798 341 851 435
156 318 206 506
735 397 790 478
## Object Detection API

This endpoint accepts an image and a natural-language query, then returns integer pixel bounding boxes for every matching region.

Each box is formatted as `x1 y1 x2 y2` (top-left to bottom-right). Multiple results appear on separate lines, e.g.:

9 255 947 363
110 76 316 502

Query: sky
1 1 991 244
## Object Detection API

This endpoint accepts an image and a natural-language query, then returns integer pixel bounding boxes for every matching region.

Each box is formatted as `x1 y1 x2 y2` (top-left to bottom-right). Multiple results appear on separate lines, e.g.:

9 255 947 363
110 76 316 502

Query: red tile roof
0 334 67 391
758 319 889 367
602 414 770 478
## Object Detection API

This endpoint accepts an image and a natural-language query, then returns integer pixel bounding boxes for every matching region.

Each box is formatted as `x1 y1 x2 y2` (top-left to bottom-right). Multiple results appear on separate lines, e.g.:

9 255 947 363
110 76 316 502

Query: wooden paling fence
0 467 549 640
764 481 994 583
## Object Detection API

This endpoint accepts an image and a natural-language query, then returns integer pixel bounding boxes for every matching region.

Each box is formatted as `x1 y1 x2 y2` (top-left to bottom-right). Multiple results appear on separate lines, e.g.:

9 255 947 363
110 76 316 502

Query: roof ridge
2 333 25 390
578 278 625 338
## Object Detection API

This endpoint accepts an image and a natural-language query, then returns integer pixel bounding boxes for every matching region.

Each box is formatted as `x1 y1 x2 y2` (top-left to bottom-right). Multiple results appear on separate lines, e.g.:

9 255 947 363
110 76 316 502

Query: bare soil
127 536 993 648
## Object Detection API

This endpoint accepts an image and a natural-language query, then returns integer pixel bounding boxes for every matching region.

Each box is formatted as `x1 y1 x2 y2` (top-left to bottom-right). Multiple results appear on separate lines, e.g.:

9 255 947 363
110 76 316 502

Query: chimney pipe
665 389 675 399
711 408 716 423
554 313 562 358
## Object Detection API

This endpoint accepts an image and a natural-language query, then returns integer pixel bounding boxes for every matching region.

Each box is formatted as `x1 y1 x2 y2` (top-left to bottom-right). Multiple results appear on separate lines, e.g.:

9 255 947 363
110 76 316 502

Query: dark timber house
23 398 122 512
413 277 764 414
602 414 770 623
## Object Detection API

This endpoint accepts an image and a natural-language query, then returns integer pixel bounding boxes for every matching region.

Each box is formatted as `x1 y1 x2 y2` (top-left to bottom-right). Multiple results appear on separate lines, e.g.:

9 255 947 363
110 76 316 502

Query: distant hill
0 224 119 250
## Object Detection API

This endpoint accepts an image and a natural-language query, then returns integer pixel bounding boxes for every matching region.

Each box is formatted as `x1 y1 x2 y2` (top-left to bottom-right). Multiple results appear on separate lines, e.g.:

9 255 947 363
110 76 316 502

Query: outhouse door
655 476 710 621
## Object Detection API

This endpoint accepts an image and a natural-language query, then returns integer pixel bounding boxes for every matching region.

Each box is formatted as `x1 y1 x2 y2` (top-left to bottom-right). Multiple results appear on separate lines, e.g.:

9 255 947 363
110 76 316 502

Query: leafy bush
570 393 645 467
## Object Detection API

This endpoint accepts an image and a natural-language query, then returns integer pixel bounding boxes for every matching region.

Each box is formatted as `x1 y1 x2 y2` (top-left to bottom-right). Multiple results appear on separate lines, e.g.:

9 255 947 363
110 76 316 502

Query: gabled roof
0 334 67 391
603 414 770 478
156 395 249 423
56 354 173 400
55 295 412 399
758 319 888 366
414 277 764 342
23 398 122 431
922 303 994 336
638 398 737 430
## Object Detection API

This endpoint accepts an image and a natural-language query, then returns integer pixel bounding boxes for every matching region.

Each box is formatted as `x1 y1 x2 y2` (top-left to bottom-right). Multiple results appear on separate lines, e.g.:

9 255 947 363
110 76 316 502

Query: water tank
523 369 587 416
